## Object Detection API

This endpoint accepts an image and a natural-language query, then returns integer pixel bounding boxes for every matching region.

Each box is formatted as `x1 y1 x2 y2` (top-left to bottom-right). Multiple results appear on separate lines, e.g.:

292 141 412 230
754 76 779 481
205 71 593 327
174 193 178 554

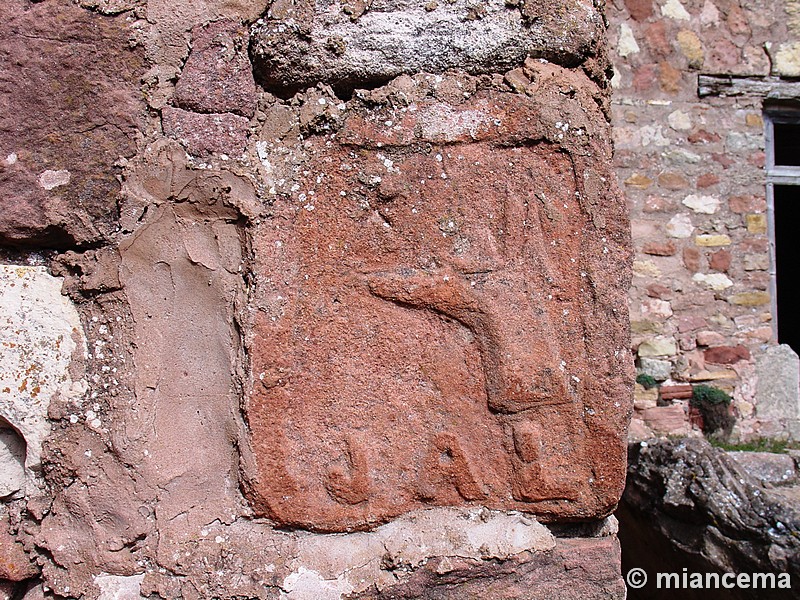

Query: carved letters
245 83 631 531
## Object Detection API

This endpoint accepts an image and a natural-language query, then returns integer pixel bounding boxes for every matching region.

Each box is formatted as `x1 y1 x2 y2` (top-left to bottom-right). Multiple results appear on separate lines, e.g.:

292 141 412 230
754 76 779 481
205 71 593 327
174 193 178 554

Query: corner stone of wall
0 0 632 598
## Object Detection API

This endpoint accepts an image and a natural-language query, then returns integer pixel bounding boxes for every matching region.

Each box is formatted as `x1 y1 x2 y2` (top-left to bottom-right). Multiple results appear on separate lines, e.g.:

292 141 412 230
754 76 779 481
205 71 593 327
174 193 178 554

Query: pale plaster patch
280 567 354 600
0 265 86 470
285 507 556 598
38 169 71 190
94 573 146 600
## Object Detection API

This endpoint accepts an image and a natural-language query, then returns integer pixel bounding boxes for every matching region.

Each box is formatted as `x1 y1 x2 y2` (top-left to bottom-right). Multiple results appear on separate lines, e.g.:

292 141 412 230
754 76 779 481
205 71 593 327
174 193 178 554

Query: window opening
765 107 800 354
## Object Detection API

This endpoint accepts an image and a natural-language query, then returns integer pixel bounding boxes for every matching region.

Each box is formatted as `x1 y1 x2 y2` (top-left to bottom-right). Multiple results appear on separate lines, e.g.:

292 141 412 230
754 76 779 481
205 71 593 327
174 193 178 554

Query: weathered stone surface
695 233 731 247
639 405 690 436
727 452 797 487
94 574 145 600
769 41 800 76
692 271 733 291
173 20 258 117
0 427 25 498
708 248 731 272
0 0 631 597
746 213 767 234
756 344 800 421
349 529 625 599
637 337 677 357
665 213 693 238
622 438 800 582
161 107 250 158
728 290 771 306
245 75 632 531
682 194 719 214
704 344 751 365
637 357 672 381
0 526 38 581
658 383 692 400
618 23 640 58
0 266 86 471
641 240 676 256
0 0 144 248
250 0 605 96
624 173 654 189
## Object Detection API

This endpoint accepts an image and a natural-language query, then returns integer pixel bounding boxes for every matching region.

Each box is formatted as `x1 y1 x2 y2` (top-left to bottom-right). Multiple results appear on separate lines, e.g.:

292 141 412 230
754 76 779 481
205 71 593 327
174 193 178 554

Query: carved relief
245 81 631 531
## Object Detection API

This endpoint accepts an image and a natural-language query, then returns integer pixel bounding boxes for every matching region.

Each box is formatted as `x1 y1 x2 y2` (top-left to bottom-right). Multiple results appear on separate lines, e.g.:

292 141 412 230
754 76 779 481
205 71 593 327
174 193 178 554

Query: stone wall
607 0 800 440
0 1 631 598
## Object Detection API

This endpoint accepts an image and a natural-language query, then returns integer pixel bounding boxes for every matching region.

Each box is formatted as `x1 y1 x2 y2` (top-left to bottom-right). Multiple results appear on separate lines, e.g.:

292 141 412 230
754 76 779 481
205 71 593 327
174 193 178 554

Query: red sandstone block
660 384 693 401
704 345 752 365
244 83 632 531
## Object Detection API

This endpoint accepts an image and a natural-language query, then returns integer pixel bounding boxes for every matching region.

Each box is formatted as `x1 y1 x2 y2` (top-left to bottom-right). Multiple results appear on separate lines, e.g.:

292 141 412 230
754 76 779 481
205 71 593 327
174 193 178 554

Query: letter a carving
419 433 484 501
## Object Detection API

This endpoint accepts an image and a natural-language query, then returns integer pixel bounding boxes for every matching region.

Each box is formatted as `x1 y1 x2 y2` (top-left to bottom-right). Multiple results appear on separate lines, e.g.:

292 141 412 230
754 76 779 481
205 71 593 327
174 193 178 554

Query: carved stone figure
245 72 632 531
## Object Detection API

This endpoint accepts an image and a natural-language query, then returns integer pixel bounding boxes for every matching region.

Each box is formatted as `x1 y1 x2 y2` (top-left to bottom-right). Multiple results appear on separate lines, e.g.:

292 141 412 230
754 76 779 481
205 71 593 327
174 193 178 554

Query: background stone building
607 0 800 440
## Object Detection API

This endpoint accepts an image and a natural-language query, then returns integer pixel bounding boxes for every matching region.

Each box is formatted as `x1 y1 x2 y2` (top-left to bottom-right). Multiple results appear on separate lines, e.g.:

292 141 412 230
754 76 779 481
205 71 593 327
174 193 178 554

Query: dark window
773 122 800 167
774 185 800 354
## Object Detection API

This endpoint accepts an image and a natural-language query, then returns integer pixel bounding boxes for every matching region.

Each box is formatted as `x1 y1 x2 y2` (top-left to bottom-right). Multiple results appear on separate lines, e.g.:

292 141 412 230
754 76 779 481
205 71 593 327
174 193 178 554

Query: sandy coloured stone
633 259 662 277
624 173 654 189
695 234 731 247
770 41 800 77
637 337 677 357
676 29 704 68
696 330 725 346
746 214 767 234
728 291 771 306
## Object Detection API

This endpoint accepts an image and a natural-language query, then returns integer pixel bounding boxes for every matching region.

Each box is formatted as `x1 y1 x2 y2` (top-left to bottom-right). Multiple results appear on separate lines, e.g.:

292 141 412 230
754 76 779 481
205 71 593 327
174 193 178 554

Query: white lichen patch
0 265 87 471
37 169 71 190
